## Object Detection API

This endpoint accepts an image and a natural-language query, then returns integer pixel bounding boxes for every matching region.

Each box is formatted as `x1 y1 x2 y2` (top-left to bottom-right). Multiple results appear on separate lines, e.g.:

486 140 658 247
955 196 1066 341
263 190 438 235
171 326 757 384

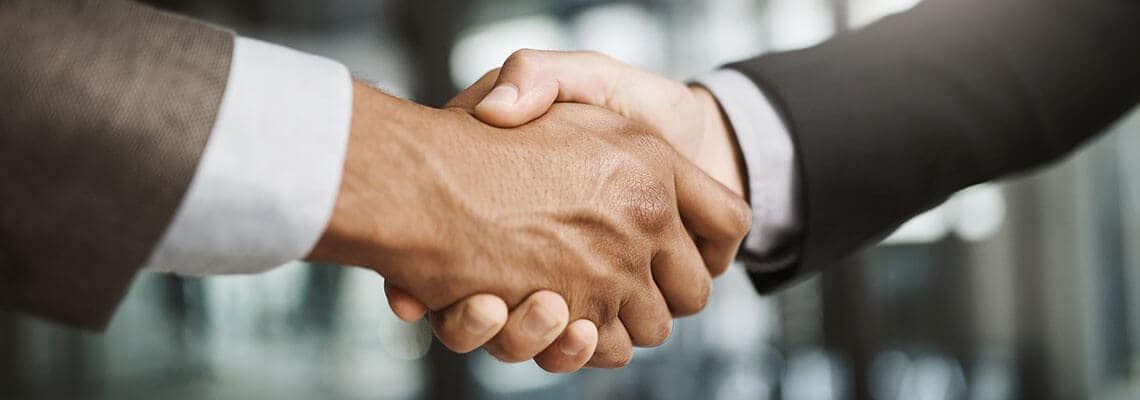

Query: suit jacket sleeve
0 0 233 329
727 0 1140 292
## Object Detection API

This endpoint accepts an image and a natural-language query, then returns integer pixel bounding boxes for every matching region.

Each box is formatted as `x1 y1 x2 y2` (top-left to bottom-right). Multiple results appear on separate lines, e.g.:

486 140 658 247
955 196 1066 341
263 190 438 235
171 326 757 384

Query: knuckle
415 276 464 312
727 197 753 237
587 280 622 324
635 320 673 347
618 173 673 234
592 355 630 369
611 351 634 368
506 48 543 67
709 258 731 278
589 351 632 369
442 326 487 354
671 275 711 317
529 290 570 316
699 193 753 245
694 276 713 311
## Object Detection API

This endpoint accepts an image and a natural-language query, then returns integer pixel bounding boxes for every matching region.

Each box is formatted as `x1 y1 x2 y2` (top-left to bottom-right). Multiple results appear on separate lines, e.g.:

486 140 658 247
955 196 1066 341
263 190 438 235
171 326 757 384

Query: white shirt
145 38 800 276
145 37 351 275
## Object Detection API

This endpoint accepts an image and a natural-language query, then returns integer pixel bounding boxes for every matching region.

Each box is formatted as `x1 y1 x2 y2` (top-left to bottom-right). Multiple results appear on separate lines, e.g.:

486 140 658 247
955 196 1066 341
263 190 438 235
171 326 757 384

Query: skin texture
471 50 747 197
387 50 752 372
306 81 750 371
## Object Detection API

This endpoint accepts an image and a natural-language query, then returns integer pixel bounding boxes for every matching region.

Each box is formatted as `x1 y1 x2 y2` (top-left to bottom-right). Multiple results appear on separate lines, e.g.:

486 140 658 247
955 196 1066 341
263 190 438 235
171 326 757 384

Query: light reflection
884 183 1007 245
570 4 667 70
472 350 570 395
449 15 570 89
783 349 848 400
848 0 924 29
765 0 834 51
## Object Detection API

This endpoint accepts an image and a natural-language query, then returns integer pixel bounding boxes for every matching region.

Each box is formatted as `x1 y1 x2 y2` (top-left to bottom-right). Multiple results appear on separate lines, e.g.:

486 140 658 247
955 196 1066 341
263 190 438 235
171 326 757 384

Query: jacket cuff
692 69 804 274
145 37 352 276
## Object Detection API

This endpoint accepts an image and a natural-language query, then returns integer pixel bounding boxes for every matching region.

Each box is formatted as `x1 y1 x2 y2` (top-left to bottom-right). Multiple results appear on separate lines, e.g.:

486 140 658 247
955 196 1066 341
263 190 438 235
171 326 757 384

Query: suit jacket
0 0 232 329
730 0 1140 291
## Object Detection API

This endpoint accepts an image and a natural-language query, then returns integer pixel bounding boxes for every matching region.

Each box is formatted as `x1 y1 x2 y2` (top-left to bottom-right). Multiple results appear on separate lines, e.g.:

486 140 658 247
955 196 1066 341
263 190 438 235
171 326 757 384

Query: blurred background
3 0 1140 399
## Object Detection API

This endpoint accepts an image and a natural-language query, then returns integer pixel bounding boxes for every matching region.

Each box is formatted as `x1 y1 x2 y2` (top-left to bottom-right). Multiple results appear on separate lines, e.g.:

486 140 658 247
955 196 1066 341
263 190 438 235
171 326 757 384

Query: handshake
305 50 753 373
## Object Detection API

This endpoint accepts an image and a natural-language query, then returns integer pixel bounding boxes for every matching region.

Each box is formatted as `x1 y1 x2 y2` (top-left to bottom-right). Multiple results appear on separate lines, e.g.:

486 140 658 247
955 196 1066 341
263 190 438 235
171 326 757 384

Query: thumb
474 49 625 128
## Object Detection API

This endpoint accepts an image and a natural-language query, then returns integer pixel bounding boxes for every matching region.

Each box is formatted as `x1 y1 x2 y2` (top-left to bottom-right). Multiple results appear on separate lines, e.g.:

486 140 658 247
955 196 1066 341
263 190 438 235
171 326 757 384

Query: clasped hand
307 50 750 373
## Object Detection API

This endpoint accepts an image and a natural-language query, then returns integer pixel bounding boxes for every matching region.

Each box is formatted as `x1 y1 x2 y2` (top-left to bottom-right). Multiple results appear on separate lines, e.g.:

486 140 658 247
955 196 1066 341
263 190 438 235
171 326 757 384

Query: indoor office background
3 0 1140 399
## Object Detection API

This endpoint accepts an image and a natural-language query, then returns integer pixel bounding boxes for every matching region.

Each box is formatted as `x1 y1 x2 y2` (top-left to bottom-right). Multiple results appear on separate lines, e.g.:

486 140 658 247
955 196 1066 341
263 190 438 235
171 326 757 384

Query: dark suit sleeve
0 0 233 329
727 0 1140 292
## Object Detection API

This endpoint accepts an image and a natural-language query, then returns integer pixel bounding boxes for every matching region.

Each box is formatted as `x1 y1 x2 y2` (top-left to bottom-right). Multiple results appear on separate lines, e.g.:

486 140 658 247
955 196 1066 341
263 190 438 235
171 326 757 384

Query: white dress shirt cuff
693 69 803 273
145 37 352 275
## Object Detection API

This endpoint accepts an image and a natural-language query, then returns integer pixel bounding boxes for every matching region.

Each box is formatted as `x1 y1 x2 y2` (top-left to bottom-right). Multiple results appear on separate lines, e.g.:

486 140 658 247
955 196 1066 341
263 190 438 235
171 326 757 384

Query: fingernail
462 304 494 335
522 305 558 338
559 337 586 356
479 85 518 108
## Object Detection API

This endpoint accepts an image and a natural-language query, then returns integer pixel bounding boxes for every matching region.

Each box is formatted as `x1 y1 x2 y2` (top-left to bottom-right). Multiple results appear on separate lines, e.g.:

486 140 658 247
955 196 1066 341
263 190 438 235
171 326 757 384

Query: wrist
306 82 452 272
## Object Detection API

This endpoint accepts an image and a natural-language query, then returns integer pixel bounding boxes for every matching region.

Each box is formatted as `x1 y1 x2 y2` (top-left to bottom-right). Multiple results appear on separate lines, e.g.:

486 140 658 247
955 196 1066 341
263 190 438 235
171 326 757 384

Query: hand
307 82 750 371
471 49 747 197
385 50 753 371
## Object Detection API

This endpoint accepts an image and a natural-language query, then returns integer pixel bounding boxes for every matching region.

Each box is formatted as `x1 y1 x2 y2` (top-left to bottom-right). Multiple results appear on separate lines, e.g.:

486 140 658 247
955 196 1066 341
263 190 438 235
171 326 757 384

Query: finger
617 287 674 347
534 319 599 373
429 294 509 353
445 68 501 110
585 320 634 369
384 281 428 322
484 290 570 363
474 49 623 128
673 157 753 277
652 236 713 317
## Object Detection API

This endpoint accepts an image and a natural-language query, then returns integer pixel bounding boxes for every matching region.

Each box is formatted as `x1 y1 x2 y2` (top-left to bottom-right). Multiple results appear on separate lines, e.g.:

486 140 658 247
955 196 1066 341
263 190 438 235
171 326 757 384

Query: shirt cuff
145 37 353 276
693 69 803 273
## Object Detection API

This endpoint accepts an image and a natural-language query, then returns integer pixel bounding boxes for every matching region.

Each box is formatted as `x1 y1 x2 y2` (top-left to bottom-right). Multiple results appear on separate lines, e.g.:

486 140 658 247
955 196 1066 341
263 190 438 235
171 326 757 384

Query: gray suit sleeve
0 0 234 329
728 0 1140 292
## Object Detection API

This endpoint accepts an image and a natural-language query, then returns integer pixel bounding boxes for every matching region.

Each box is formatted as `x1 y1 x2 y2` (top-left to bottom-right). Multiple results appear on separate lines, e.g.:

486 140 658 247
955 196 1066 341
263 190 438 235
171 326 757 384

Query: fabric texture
145 37 352 277
0 0 233 329
728 0 1140 292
